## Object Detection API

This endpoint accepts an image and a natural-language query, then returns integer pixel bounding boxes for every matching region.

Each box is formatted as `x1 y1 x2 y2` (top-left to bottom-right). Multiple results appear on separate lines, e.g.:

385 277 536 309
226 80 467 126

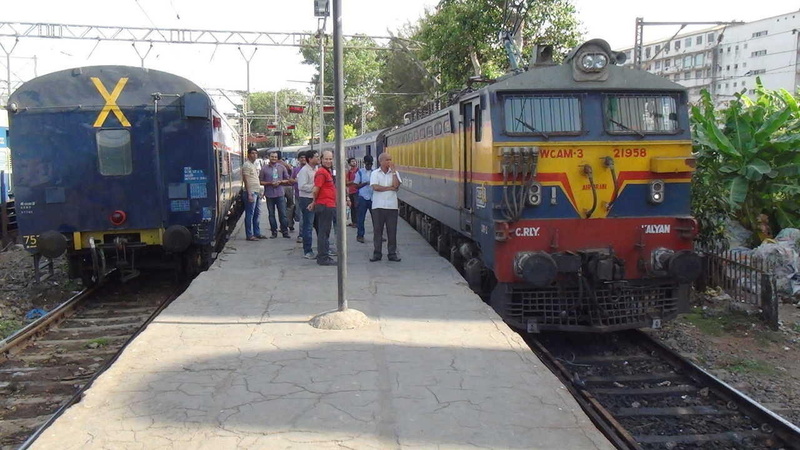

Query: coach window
96 129 133 176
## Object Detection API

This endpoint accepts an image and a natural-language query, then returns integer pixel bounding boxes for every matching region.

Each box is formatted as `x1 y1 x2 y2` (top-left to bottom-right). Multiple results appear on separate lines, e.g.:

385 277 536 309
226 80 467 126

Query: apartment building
618 10 800 104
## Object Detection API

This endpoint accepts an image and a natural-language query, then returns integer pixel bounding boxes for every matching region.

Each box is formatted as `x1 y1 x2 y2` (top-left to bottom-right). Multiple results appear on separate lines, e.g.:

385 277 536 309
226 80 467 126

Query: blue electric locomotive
7 66 242 284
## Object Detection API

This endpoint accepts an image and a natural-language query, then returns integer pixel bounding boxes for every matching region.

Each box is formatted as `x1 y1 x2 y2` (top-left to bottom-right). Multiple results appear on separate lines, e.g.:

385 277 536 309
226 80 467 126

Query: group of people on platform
241 148 402 266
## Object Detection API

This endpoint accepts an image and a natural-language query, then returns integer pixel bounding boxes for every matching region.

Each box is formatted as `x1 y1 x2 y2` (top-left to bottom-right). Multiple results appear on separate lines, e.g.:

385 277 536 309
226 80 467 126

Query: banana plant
691 79 800 244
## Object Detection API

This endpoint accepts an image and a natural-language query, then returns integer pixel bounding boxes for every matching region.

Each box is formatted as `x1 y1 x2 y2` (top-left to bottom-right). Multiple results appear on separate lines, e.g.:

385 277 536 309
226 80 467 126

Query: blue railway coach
7 66 242 283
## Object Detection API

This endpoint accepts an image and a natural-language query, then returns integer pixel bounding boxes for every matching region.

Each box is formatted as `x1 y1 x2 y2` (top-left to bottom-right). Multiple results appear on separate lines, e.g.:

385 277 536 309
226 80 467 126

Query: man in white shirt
370 152 402 262
296 150 319 259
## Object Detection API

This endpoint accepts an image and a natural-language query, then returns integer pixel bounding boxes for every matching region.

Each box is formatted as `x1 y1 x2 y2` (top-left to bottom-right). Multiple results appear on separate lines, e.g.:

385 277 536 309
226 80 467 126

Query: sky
2 0 799 108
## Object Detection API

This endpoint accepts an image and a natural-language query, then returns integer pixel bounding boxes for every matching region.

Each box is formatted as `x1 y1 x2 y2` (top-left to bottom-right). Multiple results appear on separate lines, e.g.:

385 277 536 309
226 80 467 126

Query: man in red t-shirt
308 150 346 266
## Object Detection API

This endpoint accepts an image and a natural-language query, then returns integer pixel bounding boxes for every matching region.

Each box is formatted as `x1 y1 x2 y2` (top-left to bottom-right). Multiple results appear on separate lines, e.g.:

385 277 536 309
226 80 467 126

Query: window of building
725 83 729 88
744 43 748 49
752 30 768 38
695 70 703 79
742 80 746 87
705 68 711 77
733 82 737 87
734 64 738 69
726 65 730 71
735 45 739 51
684 72 690 80
503 95 581 135
664 41 671 52
655 44 661 54
664 59 671 68
695 53 704 66
717 84 721 89
645 47 651 58
683 55 693 67
727 47 731 53
685 37 692 47
97 129 133 176
674 74 681 81
751 50 767 57
707 32 715 43
655 61 661 70
696 35 703 45
675 40 681 50
743 62 747 68
752 69 766 75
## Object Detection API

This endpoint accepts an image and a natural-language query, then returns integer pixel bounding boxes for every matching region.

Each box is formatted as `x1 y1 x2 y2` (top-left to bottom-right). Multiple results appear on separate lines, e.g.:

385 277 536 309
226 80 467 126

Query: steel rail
0 286 97 359
524 335 642 450
18 280 190 450
630 329 800 448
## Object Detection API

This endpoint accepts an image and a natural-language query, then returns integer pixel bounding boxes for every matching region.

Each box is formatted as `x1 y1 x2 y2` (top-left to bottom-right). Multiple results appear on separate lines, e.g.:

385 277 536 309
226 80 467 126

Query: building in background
618 10 800 104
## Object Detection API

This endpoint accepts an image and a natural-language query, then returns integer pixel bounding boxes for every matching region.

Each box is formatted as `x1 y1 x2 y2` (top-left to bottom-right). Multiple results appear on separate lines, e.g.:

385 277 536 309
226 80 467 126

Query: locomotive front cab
481 39 702 332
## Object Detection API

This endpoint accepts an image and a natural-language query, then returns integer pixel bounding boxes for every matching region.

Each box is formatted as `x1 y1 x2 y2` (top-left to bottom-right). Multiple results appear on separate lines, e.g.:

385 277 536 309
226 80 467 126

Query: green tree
372 25 440 129
299 34 382 134
325 123 358 143
691 81 800 245
248 89 315 146
416 0 582 93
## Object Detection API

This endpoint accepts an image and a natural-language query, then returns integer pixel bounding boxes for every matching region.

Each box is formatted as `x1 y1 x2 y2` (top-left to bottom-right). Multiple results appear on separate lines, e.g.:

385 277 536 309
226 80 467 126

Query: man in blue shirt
259 151 291 238
354 155 374 243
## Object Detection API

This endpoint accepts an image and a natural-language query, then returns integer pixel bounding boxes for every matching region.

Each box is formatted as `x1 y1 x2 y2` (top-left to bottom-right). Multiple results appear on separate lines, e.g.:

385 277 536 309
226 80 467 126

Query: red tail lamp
110 210 127 226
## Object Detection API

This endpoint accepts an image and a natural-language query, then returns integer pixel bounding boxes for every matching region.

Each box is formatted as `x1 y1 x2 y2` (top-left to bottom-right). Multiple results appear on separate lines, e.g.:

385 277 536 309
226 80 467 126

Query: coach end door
459 99 480 235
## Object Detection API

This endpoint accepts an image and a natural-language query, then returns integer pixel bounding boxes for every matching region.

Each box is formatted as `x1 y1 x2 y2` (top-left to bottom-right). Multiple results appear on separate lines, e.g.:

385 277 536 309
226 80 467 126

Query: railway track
526 330 800 449
0 274 187 449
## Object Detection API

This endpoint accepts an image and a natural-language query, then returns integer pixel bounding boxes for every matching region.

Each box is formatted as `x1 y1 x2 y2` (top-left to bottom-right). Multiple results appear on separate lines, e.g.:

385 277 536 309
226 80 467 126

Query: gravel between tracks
648 300 800 427
0 245 77 337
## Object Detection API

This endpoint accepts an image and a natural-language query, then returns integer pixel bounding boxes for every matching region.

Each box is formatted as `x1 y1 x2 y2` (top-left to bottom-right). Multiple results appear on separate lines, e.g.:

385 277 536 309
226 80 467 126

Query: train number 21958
613 148 647 158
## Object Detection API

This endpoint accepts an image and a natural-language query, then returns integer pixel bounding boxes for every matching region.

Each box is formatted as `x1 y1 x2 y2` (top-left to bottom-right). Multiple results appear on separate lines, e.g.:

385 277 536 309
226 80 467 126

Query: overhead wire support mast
0 21 420 50
633 18 742 69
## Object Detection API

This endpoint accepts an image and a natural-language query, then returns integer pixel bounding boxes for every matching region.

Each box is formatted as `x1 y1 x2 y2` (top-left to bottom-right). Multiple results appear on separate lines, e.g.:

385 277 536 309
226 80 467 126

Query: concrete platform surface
32 214 613 449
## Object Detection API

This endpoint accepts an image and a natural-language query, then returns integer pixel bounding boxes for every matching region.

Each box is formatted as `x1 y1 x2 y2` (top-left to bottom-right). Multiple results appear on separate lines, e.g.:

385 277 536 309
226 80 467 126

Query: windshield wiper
515 117 549 139
608 118 645 138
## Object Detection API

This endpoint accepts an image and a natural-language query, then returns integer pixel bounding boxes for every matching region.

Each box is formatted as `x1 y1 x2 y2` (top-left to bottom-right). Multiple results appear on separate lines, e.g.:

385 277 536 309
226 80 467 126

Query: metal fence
697 245 779 329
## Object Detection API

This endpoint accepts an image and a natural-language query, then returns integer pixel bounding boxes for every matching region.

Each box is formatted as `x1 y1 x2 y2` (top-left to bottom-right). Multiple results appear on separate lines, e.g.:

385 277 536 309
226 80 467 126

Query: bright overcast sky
2 0 799 101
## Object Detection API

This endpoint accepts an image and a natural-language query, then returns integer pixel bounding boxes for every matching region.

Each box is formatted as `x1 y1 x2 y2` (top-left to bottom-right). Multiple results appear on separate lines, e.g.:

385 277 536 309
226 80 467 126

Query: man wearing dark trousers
370 152 402 262
308 150 349 266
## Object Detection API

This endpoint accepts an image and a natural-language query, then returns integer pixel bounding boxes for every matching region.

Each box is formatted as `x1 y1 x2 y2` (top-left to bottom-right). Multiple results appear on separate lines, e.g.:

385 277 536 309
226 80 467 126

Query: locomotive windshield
503 95 582 136
604 94 679 135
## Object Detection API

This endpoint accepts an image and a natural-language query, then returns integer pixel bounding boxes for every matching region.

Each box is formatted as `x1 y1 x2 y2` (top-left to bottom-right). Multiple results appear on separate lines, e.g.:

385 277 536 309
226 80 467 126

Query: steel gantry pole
318 24 326 148
332 0 347 312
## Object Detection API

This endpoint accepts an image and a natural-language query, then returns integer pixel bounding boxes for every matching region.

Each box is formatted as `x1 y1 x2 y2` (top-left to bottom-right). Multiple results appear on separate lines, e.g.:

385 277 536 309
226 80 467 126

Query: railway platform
30 214 613 449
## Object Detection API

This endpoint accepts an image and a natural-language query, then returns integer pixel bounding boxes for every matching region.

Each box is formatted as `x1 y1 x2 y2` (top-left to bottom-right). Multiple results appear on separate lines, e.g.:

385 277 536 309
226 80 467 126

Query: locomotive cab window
96 129 133 176
503 95 582 136
604 94 680 135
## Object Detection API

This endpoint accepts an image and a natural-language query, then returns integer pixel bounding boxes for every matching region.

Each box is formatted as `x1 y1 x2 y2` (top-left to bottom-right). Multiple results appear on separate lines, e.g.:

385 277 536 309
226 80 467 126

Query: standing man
346 157 359 227
291 151 307 244
308 150 347 266
260 151 291 239
242 149 266 241
297 150 319 259
370 152 402 262
280 155 296 232
354 155 374 243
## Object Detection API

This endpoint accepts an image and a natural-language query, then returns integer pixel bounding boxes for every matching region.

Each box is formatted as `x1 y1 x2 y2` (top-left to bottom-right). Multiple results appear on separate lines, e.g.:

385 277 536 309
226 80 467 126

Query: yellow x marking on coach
91 77 131 127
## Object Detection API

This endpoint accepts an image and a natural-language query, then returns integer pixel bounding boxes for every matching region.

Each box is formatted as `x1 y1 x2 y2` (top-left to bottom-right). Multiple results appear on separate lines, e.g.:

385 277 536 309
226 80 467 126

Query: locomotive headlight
527 183 543 206
580 53 608 72
649 179 665 204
